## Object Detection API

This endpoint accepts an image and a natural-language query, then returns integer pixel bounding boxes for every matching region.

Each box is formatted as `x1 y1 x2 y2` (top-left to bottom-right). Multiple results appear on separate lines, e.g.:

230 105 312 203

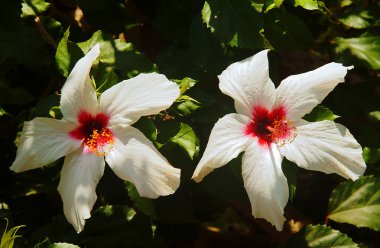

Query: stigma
245 105 297 147
69 111 115 156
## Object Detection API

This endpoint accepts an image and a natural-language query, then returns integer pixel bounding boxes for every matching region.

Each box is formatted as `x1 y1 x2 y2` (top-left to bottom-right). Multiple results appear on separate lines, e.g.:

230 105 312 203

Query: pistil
245 105 297 147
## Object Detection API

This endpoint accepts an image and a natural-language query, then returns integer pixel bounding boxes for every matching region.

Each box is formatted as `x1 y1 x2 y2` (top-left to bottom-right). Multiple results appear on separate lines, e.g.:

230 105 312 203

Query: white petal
11 118 81 172
60 44 100 122
58 148 105 233
99 73 180 127
192 113 252 182
218 50 276 118
106 126 180 199
275 63 352 121
279 120 366 180
242 142 288 231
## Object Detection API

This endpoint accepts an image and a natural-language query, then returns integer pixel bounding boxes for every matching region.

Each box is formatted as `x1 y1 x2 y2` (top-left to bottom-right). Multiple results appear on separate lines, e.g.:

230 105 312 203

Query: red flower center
245 105 296 147
69 111 114 156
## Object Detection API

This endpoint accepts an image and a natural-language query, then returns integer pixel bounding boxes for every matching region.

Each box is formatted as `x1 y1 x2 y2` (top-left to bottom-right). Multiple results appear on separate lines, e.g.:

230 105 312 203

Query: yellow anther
85 128 114 156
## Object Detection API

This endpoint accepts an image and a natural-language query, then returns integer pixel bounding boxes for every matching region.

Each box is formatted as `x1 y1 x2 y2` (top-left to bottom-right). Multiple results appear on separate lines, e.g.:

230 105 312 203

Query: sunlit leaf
328 176 380 231
369 111 380 121
48 106 62 119
335 33 380 70
264 0 284 12
293 0 323 10
340 0 353 7
339 10 377 29
174 77 197 96
55 28 84 77
159 122 199 159
363 147 380 164
286 224 359 247
176 95 201 116
48 243 80 248
0 108 9 117
303 105 339 122
21 0 50 17
56 29 154 78
170 123 199 159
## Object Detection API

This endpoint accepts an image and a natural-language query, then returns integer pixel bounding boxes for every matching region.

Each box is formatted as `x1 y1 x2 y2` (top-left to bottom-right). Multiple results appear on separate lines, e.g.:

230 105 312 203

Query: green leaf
369 111 380 121
92 63 119 93
303 105 339 122
175 77 197 96
335 33 380 70
56 29 155 78
125 182 157 219
286 224 359 248
293 0 322 10
340 0 353 7
170 123 199 159
282 159 298 202
339 10 377 29
55 28 84 77
133 118 158 142
202 0 265 49
0 108 9 117
264 0 284 12
159 122 199 159
328 176 380 231
48 106 62 119
363 147 380 164
176 95 201 116
48 243 80 248
21 0 50 17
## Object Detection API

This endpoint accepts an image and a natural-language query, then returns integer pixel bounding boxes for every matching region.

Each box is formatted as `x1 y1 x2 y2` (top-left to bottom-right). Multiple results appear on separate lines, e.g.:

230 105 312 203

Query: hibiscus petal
99 73 180 128
275 63 352 121
60 44 100 123
242 142 288 231
58 148 105 233
10 118 81 172
106 126 180 199
279 120 366 180
192 113 251 182
218 50 276 118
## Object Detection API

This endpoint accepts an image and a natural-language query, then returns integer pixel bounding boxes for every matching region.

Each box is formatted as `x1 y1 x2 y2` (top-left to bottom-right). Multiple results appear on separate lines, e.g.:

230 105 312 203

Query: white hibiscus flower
192 50 366 231
10 44 181 233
